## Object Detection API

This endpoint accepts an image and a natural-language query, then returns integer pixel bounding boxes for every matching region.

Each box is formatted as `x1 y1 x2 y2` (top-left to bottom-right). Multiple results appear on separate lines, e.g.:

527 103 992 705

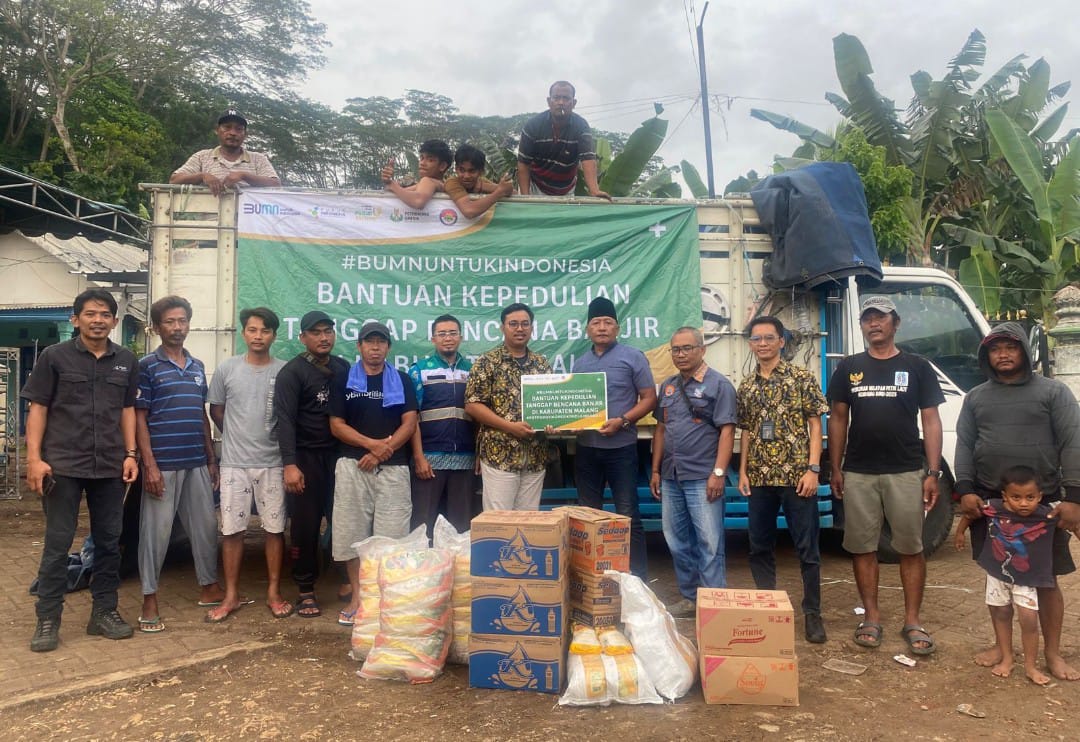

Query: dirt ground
2 495 1078 742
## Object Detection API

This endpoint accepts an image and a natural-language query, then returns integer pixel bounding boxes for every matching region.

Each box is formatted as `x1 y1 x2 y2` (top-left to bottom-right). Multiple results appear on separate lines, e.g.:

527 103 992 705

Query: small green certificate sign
521 373 608 430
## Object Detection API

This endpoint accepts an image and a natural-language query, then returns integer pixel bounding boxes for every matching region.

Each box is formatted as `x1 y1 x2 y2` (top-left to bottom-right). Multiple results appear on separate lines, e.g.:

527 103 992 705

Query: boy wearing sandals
955 466 1054 685
827 296 945 656
206 308 290 623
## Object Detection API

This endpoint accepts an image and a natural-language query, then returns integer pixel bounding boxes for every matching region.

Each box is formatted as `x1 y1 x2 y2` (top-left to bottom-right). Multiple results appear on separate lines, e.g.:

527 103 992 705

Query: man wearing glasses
466 303 554 510
650 327 737 617
407 315 479 536
736 316 829 643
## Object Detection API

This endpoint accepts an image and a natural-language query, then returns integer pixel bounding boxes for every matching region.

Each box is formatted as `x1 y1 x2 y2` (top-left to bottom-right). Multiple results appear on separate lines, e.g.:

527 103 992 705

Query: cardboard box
468 634 566 694
569 606 619 629
471 577 567 637
470 510 567 581
696 588 795 658
559 506 631 573
567 569 621 616
700 655 799 706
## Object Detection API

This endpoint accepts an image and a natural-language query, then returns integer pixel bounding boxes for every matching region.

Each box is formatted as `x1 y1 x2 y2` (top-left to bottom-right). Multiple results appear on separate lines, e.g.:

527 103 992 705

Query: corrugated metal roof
22 231 147 274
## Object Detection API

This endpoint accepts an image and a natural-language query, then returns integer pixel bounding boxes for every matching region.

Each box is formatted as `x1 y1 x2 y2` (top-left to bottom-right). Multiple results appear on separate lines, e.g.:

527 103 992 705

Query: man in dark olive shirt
22 288 140 652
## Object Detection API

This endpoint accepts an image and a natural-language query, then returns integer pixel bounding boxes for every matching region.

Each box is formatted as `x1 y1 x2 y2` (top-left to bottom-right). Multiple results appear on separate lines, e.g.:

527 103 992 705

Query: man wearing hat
571 297 656 577
170 110 281 196
273 311 350 618
328 321 417 626
955 322 1080 681
827 295 944 655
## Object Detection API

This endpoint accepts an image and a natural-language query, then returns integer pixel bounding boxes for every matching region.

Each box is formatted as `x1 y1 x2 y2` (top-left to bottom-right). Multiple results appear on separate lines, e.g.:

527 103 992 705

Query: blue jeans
748 486 821 615
661 478 725 599
36 475 124 619
575 444 647 578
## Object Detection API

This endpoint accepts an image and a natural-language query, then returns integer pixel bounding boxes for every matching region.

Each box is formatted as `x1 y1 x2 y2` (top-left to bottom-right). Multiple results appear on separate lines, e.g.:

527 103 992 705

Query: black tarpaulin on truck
749 162 882 289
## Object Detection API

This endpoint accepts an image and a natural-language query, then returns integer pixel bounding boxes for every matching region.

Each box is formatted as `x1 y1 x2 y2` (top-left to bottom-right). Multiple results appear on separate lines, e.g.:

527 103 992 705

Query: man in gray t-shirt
206 308 291 621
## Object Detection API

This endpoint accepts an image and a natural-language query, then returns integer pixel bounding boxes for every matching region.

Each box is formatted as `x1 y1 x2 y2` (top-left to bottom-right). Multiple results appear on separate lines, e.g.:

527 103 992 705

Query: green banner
237 192 701 377
521 373 608 430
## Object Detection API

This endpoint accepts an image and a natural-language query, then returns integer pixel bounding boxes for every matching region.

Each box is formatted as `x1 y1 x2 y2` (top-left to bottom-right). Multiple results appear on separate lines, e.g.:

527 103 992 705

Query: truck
141 184 991 559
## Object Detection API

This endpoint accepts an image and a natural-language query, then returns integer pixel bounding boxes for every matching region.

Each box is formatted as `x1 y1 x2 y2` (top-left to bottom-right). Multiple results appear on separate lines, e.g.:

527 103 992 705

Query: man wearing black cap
273 310 350 618
571 297 656 577
328 321 417 626
170 110 281 196
827 295 944 656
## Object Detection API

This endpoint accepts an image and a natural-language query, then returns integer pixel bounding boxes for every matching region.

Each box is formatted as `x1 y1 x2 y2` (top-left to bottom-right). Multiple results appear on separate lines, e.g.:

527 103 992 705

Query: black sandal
296 592 321 618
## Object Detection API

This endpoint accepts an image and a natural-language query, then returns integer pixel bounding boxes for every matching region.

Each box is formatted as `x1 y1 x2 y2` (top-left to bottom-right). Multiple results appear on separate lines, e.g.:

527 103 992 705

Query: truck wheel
876 475 955 564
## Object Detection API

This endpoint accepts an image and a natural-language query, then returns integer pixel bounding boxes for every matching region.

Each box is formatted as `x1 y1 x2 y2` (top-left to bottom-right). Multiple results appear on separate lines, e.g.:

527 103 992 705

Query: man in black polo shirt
22 288 140 652
517 81 610 199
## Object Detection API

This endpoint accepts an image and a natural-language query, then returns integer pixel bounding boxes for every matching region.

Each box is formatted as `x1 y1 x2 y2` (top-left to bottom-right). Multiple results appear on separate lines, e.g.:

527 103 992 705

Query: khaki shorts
331 459 412 561
219 466 285 535
841 469 925 555
985 574 1038 611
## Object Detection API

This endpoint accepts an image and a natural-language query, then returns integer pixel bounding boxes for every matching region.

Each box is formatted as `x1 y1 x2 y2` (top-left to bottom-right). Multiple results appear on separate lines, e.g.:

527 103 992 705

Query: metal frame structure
0 347 20 499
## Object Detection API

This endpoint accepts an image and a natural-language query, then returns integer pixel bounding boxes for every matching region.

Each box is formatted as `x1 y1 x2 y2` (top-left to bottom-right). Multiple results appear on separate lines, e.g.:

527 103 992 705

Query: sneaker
805 612 827 644
667 597 697 618
86 609 134 640
30 616 61 652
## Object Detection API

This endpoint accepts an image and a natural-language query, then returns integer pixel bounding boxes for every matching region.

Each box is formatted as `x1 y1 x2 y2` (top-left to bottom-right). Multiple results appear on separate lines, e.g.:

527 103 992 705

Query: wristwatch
925 469 943 479
807 465 821 474
712 467 725 478
619 415 632 430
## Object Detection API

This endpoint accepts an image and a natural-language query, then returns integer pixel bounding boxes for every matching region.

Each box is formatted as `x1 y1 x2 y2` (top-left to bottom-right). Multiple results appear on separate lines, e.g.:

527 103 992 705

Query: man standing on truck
381 139 452 210
169 110 281 196
737 316 829 643
827 296 944 656
408 314 479 537
572 297 656 578
955 322 1080 681
274 311 351 619
443 144 514 219
466 303 554 510
136 296 225 632
650 326 737 617
517 81 610 199
23 289 140 652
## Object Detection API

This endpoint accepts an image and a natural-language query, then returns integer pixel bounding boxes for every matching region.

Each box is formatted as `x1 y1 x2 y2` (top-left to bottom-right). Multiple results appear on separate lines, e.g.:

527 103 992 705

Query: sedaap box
470 510 567 581
567 569 621 615
700 655 799 706
471 577 567 637
468 634 566 694
558 506 631 573
697 588 795 658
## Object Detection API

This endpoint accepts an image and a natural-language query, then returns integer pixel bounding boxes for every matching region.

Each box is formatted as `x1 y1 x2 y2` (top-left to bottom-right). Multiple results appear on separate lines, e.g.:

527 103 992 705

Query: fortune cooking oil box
468 634 566 694
558 506 631 573
470 510 568 581
471 577 566 637
697 588 795 658
700 655 799 706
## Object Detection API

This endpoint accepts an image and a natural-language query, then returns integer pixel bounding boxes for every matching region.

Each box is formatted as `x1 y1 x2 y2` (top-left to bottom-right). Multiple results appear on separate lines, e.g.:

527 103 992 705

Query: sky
300 0 1078 192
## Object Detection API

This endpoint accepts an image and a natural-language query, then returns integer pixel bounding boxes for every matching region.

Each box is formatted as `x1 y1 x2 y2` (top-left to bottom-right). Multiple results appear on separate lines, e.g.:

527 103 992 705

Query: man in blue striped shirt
135 296 223 632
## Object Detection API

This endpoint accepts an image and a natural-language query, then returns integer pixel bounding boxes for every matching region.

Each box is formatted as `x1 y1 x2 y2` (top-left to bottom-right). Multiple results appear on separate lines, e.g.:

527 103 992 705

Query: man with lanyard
23 288 140 652
517 81 610 199
443 144 514 219
274 310 351 618
169 110 280 196
651 326 737 617
408 314 479 537
828 295 944 655
736 316 829 643
571 297 656 578
466 303 554 510
135 295 224 632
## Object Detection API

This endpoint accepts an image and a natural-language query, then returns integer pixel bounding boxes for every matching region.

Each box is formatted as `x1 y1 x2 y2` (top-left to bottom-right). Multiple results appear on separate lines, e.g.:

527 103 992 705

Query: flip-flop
338 608 357 626
296 593 321 619
138 616 165 633
853 621 882 648
197 600 222 607
268 599 294 619
205 603 243 623
900 624 936 656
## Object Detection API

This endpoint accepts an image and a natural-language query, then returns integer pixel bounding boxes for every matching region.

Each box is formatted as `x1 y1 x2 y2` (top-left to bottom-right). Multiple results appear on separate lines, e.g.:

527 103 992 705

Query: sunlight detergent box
470 510 567 581
471 577 566 637
696 588 795 658
568 569 621 619
558 506 631 573
468 634 566 694
700 655 799 706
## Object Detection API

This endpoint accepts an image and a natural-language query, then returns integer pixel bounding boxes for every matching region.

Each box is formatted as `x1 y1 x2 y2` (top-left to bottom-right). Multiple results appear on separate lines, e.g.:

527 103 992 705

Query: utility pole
696 2 715 198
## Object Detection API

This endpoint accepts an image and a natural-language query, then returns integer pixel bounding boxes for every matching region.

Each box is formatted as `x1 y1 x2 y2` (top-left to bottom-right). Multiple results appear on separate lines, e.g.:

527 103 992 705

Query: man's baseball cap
217 109 247 127
859 295 898 318
359 321 392 343
300 310 334 331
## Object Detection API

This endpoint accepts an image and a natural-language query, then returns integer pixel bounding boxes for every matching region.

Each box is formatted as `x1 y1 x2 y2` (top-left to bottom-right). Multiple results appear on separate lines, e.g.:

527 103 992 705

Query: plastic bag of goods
602 654 662 704
611 571 697 701
559 654 610 707
598 626 633 655
359 548 454 683
349 525 428 661
569 623 602 655
432 515 471 664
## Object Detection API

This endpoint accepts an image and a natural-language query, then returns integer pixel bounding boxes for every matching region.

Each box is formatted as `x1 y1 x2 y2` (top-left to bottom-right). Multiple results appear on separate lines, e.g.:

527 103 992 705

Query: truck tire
876 475 955 564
